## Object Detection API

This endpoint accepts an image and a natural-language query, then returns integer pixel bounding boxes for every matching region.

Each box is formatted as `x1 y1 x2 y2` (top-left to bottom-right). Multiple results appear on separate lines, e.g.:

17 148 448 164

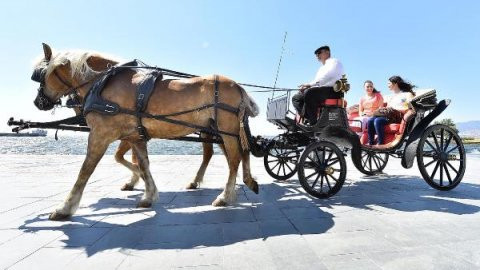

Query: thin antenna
272 31 287 99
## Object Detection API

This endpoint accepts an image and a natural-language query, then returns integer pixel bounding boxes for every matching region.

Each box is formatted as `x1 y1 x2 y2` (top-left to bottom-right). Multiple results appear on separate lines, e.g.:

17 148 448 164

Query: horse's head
32 43 119 111
32 43 70 110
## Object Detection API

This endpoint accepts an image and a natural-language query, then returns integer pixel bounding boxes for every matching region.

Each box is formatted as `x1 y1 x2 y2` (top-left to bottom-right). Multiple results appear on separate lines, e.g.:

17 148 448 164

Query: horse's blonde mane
34 49 122 81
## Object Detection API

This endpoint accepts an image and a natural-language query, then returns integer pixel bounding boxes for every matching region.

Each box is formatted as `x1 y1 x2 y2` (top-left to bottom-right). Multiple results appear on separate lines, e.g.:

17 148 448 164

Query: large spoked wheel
417 124 466 190
298 141 347 198
264 140 300 181
358 150 389 175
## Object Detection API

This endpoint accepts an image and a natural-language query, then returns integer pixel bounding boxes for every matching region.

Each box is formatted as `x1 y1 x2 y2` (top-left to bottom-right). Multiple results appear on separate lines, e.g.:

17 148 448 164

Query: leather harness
82 60 241 141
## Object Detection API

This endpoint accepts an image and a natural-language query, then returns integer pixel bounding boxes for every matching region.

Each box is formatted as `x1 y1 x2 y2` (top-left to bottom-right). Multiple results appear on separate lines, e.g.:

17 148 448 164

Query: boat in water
0 129 48 137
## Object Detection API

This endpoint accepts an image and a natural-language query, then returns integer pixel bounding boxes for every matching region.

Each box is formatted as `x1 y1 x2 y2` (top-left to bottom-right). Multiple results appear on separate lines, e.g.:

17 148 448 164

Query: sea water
1 135 479 156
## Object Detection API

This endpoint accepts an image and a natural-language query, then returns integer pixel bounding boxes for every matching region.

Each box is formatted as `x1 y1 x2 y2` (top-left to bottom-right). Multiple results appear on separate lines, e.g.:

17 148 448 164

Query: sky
0 0 479 135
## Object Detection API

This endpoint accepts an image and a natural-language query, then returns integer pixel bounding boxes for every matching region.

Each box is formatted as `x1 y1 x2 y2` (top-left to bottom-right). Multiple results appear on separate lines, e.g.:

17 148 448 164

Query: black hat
314 46 330 55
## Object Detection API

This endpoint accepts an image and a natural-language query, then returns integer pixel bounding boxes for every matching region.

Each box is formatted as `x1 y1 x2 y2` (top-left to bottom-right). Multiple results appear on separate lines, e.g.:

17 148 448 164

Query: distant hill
457 121 480 137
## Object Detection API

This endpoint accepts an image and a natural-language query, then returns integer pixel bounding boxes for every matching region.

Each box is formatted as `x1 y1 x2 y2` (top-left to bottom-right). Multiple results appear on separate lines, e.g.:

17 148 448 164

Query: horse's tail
237 85 259 152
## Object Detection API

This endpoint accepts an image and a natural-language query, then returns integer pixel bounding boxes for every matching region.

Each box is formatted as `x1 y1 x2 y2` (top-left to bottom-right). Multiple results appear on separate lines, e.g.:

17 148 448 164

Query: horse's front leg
130 140 159 208
114 140 140 191
49 132 112 220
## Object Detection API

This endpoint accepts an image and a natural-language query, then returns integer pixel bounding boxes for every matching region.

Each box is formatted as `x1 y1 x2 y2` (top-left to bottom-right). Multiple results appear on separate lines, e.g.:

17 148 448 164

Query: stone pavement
0 154 479 270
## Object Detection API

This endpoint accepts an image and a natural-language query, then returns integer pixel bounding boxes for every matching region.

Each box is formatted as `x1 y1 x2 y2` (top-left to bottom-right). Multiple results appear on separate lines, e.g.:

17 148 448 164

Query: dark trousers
367 116 388 144
292 87 343 124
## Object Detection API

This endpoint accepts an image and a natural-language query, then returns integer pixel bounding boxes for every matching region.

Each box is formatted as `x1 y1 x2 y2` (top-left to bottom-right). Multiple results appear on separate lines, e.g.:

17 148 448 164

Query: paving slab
0 154 479 269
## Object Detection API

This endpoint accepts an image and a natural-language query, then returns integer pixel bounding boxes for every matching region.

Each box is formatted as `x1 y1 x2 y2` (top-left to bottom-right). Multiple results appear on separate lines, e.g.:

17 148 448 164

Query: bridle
32 60 95 110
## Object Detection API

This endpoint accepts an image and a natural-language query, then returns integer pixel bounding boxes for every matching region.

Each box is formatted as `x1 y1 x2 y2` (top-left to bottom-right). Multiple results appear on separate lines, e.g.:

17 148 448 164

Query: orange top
359 92 384 116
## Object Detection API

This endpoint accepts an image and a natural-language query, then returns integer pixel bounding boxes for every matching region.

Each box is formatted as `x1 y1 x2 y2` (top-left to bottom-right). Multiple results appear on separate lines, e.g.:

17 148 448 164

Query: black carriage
260 87 466 199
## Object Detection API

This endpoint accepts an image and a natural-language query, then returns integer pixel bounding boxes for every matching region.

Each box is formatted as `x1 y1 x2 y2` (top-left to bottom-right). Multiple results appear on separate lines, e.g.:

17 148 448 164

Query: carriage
6 44 467 221
257 85 466 199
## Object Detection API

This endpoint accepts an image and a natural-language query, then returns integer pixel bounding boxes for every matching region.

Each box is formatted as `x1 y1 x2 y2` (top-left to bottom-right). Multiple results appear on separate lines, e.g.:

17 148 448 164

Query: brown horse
33 43 259 220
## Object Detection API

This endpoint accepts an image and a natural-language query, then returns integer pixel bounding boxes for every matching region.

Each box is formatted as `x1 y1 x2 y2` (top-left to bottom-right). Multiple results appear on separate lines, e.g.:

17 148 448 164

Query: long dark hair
389 76 415 96
364 80 379 93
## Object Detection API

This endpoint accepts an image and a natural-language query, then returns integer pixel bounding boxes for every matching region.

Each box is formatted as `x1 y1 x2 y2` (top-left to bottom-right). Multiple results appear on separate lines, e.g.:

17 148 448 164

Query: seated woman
367 76 415 145
355 80 384 131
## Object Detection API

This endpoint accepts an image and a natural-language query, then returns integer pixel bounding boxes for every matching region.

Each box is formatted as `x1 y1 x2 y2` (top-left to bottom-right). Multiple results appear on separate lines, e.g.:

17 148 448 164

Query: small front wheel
417 124 466 190
358 150 389 175
298 141 347 198
264 140 300 181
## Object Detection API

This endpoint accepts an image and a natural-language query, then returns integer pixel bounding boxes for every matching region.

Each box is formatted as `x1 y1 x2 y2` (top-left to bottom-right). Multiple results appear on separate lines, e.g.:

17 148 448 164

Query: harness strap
135 70 163 140
119 108 239 138
213 75 219 132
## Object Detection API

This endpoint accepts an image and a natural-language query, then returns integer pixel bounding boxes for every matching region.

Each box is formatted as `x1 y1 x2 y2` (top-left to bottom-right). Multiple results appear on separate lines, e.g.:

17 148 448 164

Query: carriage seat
295 98 347 124
346 105 415 146
358 109 415 145
320 98 347 108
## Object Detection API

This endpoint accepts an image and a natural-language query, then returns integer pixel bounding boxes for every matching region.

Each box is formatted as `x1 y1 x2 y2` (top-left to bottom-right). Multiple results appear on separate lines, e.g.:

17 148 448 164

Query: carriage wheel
298 141 347 198
417 124 466 190
358 150 389 175
264 141 300 181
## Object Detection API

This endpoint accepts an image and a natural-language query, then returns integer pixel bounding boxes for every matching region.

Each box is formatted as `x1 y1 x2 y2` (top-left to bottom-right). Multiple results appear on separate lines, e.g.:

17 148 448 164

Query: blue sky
0 0 479 135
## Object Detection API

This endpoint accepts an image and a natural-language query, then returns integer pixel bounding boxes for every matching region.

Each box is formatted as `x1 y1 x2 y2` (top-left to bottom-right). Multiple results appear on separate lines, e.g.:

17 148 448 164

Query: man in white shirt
292 46 344 126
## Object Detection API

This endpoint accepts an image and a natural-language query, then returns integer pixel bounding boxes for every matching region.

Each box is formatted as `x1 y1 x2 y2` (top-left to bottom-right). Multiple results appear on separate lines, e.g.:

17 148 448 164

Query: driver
292 45 344 126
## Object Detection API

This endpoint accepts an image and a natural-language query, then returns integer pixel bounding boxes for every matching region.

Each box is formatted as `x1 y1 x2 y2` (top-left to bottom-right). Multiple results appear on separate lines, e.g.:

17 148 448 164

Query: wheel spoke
424 158 437 168
319 175 324 193
311 173 321 188
327 174 338 182
446 145 459 154
282 162 287 176
446 161 459 175
284 161 294 172
276 162 282 176
307 156 320 167
425 140 438 153
271 161 280 171
325 150 333 164
431 131 441 151
325 175 332 189
362 155 369 168
443 133 453 151
314 148 322 164
327 158 340 166
268 159 280 163
440 162 444 186
372 155 381 170
368 155 373 171
440 128 444 150
376 154 386 164
430 161 441 180
305 171 318 180
443 163 453 184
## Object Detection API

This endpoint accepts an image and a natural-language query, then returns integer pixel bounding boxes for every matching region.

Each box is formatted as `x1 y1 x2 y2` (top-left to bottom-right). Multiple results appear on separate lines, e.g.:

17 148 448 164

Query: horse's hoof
49 211 71 221
121 183 134 191
185 182 198 190
212 198 227 207
249 181 259 194
136 200 152 208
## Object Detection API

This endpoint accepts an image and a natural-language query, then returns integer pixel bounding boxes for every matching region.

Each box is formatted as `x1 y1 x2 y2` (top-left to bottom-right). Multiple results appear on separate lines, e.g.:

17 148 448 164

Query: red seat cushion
384 123 401 134
320 98 347 107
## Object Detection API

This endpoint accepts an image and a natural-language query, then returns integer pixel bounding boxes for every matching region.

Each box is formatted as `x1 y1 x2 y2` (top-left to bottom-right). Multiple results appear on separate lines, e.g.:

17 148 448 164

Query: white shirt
309 58 344 87
384 92 414 111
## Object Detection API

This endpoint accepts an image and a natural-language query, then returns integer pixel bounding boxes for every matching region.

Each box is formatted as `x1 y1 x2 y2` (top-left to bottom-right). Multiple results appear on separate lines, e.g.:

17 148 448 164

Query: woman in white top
367 76 415 145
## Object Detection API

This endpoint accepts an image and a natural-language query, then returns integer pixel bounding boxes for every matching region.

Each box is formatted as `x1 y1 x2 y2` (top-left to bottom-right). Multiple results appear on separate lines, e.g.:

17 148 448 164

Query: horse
32 43 260 220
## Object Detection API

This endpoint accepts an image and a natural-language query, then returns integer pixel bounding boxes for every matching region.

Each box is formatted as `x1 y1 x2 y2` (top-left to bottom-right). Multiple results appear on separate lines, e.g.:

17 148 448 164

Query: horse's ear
42 43 52 61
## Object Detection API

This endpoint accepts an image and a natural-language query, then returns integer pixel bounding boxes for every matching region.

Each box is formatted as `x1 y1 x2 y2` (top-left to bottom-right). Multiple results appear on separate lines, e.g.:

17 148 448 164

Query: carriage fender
401 99 449 169
322 126 363 170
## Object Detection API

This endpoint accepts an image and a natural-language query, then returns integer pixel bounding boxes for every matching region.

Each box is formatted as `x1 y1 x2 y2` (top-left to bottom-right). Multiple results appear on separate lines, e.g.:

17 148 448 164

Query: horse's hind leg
241 151 259 194
130 140 159 208
186 134 213 189
212 136 242 206
49 132 112 220
114 140 140 191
